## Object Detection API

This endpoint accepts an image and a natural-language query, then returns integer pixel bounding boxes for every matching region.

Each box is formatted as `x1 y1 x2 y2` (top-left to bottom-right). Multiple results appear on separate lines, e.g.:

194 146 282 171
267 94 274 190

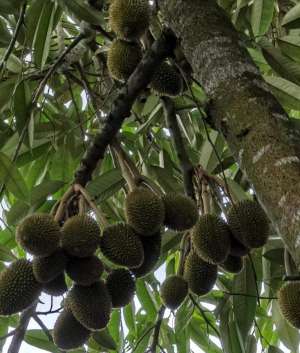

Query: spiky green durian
106 269 136 308
33 249 67 283
229 233 250 257
61 215 100 258
66 256 103 286
162 193 198 231
228 200 269 249
220 255 244 274
100 223 144 268
53 308 91 350
132 233 161 278
67 281 112 330
125 187 165 236
16 214 61 257
192 214 231 264
150 62 183 97
0 259 41 315
160 275 188 310
43 273 68 297
109 0 150 40
278 282 300 329
107 39 142 82
184 252 217 296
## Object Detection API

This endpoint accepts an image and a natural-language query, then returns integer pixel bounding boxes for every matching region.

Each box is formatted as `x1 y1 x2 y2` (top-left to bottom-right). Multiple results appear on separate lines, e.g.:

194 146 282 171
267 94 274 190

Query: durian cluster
159 199 270 310
107 0 183 96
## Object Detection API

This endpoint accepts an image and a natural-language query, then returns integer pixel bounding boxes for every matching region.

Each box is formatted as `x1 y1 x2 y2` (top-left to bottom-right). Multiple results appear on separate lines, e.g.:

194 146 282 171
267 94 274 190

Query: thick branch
162 97 195 199
74 29 177 186
158 0 300 267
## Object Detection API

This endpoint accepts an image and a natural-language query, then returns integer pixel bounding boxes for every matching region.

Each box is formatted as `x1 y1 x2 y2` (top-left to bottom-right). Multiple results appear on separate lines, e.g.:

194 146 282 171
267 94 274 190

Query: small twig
132 325 156 352
248 254 261 306
178 232 190 276
36 307 62 315
0 329 17 341
223 291 277 300
284 248 294 276
33 315 53 342
283 275 300 281
148 305 165 353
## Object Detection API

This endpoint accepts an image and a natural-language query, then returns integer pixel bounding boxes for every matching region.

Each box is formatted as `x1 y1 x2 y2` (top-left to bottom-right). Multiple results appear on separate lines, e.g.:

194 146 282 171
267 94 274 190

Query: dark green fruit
109 0 150 40
278 282 300 329
163 193 198 231
43 273 68 296
132 233 161 278
67 281 111 330
107 39 142 82
125 187 165 236
53 309 91 350
66 256 103 286
160 275 188 310
33 249 67 283
0 259 41 315
229 233 250 257
106 269 135 308
100 223 144 268
184 252 217 296
192 214 231 264
61 215 100 258
150 62 183 97
220 255 244 274
228 200 269 249
16 214 61 257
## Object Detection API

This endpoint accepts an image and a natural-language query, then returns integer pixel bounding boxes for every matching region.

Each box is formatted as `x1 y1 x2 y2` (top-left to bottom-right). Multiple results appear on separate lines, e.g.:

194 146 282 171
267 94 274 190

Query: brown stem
148 305 165 353
54 186 75 223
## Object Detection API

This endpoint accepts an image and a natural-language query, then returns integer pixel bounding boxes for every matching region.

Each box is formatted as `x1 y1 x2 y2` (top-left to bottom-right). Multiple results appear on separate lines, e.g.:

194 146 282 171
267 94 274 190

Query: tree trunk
158 0 300 267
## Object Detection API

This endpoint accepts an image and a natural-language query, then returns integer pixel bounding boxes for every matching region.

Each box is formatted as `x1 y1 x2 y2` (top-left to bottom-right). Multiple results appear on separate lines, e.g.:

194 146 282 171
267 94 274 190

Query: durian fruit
125 187 165 236
100 223 144 268
66 281 112 330
66 256 103 286
0 259 41 315
228 200 269 249
220 255 244 274
106 269 136 308
132 233 161 278
160 275 188 310
278 282 300 329
162 193 198 231
61 215 100 258
107 39 142 82
150 62 183 97
53 308 91 350
16 214 61 257
229 233 250 257
184 252 217 296
109 0 150 40
192 214 231 264
43 273 68 297
33 249 67 283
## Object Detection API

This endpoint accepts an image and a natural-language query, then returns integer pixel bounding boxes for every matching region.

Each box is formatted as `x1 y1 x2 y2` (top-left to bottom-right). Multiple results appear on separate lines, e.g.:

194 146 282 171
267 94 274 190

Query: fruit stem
54 185 75 223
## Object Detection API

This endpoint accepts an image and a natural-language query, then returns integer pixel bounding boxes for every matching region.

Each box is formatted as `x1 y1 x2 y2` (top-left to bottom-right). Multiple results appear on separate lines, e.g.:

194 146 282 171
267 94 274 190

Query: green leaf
263 248 284 265
0 152 29 201
136 281 157 321
124 303 136 333
0 78 16 111
92 328 117 350
13 80 32 137
30 180 65 208
278 36 300 64
0 49 21 72
25 330 60 352
268 346 285 353
6 200 30 226
251 0 274 36
282 3 300 29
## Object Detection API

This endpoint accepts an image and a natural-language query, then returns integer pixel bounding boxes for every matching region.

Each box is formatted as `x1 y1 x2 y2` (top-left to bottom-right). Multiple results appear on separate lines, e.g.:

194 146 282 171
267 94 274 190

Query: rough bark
158 0 300 267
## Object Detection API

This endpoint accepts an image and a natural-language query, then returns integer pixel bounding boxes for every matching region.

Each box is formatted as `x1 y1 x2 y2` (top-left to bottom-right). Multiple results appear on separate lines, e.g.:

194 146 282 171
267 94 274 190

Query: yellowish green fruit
16 214 61 257
107 39 142 82
100 223 144 268
160 275 188 310
109 0 150 40
278 282 300 329
106 269 136 308
125 187 165 236
43 273 68 297
132 233 161 278
66 256 103 286
184 252 217 296
220 255 244 274
192 214 231 264
163 193 198 231
33 249 67 283
67 281 112 330
228 200 269 249
150 62 183 97
61 215 100 258
0 259 41 315
53 309 91 350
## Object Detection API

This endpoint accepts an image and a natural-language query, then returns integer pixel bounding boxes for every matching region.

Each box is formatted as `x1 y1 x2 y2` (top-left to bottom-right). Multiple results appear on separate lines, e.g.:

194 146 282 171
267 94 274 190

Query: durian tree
1 1 300 353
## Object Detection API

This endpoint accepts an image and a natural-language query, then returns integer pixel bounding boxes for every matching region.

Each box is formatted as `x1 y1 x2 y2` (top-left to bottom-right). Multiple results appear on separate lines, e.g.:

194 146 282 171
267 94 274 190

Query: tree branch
148 305 165 353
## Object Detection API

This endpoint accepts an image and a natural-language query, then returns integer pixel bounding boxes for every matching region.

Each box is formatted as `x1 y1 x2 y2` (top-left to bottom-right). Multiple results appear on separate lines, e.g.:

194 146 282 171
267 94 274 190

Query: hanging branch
161 96 195 200
148 305 165 353
74 29 177 187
